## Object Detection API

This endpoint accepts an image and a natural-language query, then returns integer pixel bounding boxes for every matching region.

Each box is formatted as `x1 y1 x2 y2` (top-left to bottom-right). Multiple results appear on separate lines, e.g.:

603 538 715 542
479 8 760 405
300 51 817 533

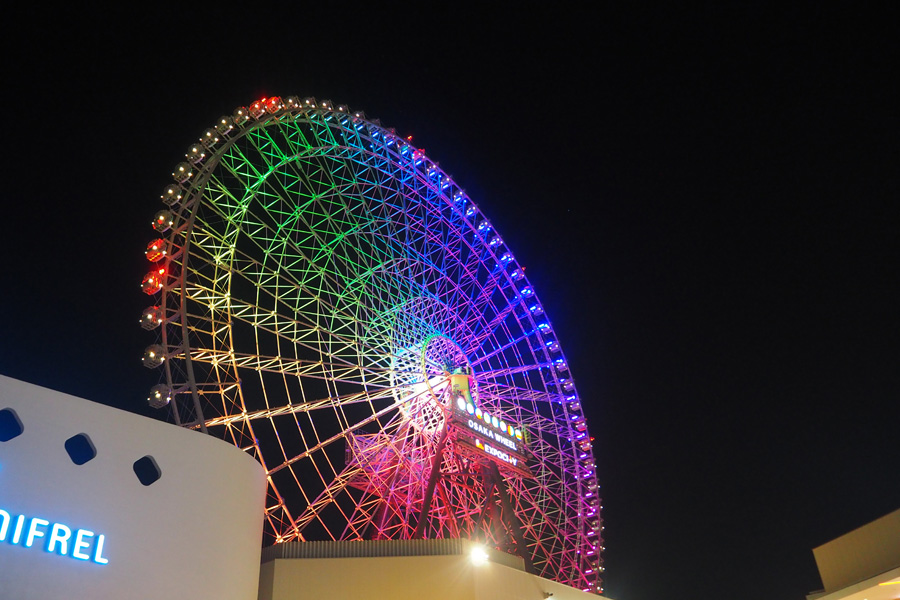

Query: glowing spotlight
469 545 489 566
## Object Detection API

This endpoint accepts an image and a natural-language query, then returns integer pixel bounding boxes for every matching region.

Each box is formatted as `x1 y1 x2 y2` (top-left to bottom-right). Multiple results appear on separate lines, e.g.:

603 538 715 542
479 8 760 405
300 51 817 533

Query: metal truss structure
139 96 604 593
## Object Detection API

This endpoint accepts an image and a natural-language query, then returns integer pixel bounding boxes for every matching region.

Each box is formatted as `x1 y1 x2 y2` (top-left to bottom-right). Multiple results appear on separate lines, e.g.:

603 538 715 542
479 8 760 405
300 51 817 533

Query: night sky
2 6 898 600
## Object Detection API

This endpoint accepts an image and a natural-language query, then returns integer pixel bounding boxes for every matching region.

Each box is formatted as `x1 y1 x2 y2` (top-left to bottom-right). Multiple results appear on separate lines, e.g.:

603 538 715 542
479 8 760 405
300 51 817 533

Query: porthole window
64 433 97 465
133 455 161 486
0 408 24 441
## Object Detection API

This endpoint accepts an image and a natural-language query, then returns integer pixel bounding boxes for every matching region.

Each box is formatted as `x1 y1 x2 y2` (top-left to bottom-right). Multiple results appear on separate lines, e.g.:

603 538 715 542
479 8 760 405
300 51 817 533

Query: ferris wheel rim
140 95 604 592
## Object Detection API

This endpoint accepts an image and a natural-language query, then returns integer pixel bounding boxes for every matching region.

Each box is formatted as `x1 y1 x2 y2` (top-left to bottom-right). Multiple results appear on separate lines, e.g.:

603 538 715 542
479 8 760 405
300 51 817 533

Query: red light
145 239 166 262
142 271 164 295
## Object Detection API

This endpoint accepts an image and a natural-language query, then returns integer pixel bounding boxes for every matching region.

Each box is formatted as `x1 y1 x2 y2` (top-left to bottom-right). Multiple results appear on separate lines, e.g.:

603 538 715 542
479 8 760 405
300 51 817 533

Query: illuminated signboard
446 372 533 478
0 507 109 565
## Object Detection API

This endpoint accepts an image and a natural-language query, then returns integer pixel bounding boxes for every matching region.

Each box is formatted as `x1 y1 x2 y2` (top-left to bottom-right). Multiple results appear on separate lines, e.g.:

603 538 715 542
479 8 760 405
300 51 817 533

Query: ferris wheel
139 96 604 593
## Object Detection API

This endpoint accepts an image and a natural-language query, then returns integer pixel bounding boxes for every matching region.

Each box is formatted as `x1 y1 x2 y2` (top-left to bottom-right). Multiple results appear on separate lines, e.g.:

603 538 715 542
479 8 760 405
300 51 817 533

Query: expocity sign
447 379 533 478
0 507 109 565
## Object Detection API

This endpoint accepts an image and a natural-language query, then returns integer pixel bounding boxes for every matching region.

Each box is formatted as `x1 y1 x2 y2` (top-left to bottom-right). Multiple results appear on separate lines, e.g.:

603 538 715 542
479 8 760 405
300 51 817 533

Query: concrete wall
813 508 900 592
259 551 600 600
0 375 266 600
261 554 475 600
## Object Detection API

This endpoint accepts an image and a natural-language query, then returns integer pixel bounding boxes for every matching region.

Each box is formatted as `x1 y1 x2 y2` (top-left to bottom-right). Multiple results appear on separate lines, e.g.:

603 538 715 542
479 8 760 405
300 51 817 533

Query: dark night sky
2 5 898 600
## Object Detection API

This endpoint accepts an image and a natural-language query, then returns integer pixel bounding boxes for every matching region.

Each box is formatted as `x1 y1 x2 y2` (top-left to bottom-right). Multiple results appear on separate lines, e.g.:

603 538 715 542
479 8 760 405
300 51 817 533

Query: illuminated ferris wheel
139 96 604 592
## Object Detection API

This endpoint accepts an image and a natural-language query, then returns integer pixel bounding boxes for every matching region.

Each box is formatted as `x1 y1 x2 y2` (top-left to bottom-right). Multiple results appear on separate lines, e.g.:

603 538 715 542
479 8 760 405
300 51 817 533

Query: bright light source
469 545 489 566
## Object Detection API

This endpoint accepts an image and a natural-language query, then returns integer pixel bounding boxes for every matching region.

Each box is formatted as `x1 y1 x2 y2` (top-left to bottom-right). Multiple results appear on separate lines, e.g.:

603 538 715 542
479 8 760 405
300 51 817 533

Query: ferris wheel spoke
222 298 399 368
263 487 304 543
199 176 500 366
461 300 523 355
219 208 419 352
289 463 365 535
266 397 418 476
469 328 538 369
185 244 406 362
184 348 391 384
190 176 379 312
475 362 553 380
201 382 427 428
456 273 506 335
339 493 385 540
248 160 402 283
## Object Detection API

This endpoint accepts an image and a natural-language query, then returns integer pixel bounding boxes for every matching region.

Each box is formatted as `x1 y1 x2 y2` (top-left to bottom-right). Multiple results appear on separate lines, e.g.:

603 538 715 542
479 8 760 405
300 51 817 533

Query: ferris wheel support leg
472 476 496 541
412 422 451 540
370 471 402 539
435 480 461 538
487 462 534 574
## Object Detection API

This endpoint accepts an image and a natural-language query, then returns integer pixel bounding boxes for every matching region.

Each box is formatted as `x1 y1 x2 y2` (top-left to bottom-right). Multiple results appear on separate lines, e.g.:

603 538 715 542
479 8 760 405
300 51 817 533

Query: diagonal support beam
412 420 451 539
487 462 534 574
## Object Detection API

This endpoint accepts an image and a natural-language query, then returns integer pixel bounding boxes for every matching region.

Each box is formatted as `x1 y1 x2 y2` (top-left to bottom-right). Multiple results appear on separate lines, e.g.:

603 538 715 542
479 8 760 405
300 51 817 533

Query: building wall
261 555 475 600
0 375 266 600
259 549 601 600
813 508 900 593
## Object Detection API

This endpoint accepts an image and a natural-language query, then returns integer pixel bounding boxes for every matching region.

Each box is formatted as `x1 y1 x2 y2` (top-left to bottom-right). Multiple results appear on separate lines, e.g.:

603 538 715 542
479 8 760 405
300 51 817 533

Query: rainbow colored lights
137 95 603 593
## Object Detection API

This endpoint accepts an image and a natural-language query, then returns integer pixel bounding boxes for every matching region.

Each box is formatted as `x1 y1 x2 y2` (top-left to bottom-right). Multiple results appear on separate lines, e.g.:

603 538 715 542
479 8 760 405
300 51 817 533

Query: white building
0 375 608 600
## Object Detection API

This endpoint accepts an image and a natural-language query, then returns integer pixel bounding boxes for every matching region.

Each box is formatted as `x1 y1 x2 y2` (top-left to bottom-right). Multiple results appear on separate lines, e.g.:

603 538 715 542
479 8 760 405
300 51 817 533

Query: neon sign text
475 439 520 467
0 508 109 565
466 419 519 453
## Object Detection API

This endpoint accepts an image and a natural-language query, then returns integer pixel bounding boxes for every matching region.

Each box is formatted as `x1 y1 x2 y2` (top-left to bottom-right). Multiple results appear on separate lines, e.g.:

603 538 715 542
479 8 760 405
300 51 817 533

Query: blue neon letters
0 507 108 564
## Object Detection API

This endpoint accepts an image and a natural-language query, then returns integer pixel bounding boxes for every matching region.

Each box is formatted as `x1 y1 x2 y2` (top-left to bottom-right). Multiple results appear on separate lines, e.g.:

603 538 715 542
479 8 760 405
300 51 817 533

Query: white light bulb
469 545 489 566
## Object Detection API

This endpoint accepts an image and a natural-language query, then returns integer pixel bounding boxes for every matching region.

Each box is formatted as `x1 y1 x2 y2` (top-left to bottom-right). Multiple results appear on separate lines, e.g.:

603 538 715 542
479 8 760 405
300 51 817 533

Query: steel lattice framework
139 96 604 593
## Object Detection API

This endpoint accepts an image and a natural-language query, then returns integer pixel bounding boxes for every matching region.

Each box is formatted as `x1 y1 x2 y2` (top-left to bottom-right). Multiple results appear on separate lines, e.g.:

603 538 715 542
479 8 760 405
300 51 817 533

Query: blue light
11 514 25 544
0 507 109 565
47 523 72 555
72 529 94 560
93 535 109 565
25 518 49 547
0 509 11 541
